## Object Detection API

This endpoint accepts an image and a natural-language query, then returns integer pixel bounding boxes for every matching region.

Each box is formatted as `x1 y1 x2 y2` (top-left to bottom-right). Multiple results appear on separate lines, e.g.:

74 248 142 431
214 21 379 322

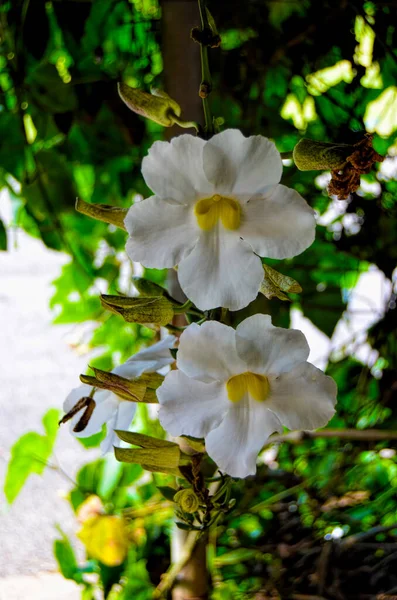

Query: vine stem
198 0 213 135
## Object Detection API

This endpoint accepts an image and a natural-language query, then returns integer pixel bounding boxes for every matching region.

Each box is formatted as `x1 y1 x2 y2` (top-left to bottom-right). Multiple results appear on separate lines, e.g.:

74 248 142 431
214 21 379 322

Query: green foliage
3 0 397 597
4 409 60 504
54 531 83 583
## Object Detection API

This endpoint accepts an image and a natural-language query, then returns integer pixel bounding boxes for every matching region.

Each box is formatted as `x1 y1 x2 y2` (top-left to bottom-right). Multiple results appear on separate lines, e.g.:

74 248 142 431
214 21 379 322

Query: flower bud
101 295 174 327
293 135 384 199
118 83 182 127
293 138 352 171
174 488 200 514
75 198 127 230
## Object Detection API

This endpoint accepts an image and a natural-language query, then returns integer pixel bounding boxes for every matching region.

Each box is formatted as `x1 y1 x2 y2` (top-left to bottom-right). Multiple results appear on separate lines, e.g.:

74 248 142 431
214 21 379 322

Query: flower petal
205 397 282 478
158 370 229 438
125 196 199 269
239 185 316 259
115 335 176 378
236 315 310 375
142 135 213 203
177 229 264 311
177 321 246 382
267 362 337 430
100 401 137 454
202 130 282 195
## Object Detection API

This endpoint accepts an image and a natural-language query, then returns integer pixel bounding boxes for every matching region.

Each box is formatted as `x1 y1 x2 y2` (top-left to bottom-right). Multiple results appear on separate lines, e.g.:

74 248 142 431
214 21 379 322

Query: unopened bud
75 198 127 230
293 138 352 171
118 83 182 127
101 295 174 327
174 488 200 514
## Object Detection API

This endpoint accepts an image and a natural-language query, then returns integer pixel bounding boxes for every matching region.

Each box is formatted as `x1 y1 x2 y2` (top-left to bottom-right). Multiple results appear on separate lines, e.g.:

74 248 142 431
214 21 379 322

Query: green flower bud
174 488 200 514
101 295 174 327
75 198 127 230
293 138 353 171
118 83 182 127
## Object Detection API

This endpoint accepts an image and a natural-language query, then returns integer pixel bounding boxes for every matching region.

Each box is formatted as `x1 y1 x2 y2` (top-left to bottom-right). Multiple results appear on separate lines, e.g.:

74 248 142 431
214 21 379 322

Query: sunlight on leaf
306 60 355 96
364 86 397 136
4 409 60 504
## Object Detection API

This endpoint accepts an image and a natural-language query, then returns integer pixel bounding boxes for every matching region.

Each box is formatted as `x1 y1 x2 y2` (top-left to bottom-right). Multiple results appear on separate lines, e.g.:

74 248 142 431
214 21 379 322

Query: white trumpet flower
157 317 337 478
63 336 176 453
125 129 316 311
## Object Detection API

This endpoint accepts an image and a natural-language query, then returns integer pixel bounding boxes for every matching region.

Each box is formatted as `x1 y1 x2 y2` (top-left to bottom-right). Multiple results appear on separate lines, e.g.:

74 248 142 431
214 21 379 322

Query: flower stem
198 0 213 136
172 115 200 132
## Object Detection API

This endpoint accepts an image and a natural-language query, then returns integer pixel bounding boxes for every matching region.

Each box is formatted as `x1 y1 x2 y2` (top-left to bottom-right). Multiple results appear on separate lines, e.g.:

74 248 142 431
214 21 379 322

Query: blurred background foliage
2 0 397 598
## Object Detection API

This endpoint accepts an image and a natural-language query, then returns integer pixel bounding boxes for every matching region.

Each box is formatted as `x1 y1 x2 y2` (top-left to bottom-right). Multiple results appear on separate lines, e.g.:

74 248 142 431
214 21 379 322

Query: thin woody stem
267 428 397 445
198 0 213 135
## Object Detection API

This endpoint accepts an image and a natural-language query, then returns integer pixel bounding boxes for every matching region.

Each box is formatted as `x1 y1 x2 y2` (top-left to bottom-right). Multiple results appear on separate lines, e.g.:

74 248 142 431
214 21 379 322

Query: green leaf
97 454 124 501
0 219 7 250
22 150 77 250
54 532 83 583
157 486 177 501
4 409 60 504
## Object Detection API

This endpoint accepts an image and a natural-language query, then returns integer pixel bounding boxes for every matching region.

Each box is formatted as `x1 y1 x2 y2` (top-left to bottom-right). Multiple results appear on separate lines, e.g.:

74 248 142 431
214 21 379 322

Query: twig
291 594 329 600
341 524 397 548
315 542 332 595
249 476 318 514
267 429 397 446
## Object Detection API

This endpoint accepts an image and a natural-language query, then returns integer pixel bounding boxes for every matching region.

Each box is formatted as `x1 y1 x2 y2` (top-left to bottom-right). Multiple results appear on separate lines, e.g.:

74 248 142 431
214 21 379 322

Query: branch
267 429 397 445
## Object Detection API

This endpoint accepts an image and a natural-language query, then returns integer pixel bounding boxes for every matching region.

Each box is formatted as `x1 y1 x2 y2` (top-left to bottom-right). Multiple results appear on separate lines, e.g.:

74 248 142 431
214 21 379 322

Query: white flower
157 317 337 478
125 129 316 311
63 336 176 453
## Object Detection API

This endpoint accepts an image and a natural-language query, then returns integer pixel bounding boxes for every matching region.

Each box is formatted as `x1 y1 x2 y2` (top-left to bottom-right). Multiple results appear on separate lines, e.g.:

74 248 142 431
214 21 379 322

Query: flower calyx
132 276 167 298
260 263 302 301
293 135 384 200
101 294 174 327
114 430 192 476
79 367 163 403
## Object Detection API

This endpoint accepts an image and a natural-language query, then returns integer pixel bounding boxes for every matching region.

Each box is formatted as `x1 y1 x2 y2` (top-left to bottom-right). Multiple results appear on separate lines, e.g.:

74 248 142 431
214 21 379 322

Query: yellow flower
78 515 129 566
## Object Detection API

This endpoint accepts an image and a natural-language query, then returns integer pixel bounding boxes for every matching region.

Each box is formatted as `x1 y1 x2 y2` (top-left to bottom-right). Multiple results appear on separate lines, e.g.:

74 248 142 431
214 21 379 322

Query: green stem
173 300 193 314
198 0 213 135
172 115 200 132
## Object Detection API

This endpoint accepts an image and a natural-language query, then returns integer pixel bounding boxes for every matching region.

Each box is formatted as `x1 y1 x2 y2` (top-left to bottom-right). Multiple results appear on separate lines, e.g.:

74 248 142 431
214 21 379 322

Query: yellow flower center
226 372 270 403
194 194 241 231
